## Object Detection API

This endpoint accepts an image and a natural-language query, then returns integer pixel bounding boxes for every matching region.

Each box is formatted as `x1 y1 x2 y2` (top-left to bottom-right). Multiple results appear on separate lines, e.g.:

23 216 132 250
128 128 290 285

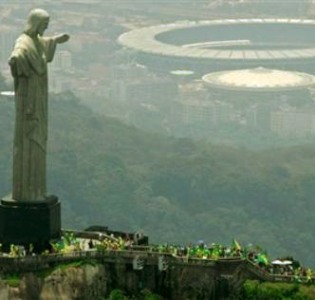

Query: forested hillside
1 92 315 267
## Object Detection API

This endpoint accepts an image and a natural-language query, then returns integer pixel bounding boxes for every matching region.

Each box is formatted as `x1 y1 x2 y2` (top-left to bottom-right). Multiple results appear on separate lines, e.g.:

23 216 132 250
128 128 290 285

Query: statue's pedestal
0 195 61 252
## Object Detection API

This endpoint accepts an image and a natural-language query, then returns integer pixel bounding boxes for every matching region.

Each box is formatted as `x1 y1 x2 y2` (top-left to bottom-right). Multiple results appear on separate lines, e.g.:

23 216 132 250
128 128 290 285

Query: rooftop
118 19 315 61
202 67 315 92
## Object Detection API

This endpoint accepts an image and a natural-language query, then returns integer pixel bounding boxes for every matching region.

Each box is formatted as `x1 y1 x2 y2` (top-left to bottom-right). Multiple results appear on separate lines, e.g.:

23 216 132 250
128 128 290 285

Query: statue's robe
9 33 57 201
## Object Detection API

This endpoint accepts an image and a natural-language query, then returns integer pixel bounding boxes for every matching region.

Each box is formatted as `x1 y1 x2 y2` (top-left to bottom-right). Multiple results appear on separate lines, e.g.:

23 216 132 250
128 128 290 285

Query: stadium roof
202 67 315 92
118 19 315 61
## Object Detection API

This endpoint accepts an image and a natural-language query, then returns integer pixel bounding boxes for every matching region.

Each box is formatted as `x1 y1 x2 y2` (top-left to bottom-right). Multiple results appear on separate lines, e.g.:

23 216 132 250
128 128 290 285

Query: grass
4 274 21 287
36 259 98 279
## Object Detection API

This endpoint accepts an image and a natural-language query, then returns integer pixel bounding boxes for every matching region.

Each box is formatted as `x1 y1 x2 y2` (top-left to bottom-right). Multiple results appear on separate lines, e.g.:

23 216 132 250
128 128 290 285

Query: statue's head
24 8 50 37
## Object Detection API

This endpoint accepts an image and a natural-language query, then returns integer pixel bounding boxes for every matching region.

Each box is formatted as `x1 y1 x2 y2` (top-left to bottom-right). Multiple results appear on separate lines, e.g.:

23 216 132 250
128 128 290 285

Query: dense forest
1 90 315 268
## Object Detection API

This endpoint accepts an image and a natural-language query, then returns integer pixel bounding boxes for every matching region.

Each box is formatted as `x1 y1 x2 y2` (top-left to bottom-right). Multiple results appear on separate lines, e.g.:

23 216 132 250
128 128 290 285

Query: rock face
0 264 108 300
0 258 258 299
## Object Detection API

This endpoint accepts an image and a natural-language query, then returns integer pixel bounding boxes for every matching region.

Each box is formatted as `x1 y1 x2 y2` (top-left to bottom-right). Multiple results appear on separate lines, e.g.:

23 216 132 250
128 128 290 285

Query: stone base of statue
0 195 61 252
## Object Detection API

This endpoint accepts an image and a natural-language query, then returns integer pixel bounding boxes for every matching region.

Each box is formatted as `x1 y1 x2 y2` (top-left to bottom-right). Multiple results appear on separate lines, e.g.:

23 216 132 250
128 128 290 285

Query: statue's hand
8 56 18 77
8 56 15 65
8 51 30 77
56 34 70 44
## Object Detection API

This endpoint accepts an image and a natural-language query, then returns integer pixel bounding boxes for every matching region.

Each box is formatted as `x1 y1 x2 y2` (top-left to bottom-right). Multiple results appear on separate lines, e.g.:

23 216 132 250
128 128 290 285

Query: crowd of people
3 232 315 284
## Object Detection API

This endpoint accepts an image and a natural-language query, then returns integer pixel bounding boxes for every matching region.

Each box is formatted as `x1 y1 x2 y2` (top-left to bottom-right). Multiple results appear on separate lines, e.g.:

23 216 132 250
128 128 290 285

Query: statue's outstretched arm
42 34 70 63
54 34 70 44
8 49 30 77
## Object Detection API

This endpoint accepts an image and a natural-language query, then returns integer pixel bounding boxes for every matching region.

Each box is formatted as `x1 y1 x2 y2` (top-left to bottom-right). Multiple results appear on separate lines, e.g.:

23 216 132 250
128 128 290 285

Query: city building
50 50 73 72
201 67 315 135
271 109 315 137
0 25 18 68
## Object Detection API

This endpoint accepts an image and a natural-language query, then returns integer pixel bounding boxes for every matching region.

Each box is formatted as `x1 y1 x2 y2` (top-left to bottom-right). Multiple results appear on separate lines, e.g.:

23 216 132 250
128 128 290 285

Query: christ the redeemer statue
9 9 69 202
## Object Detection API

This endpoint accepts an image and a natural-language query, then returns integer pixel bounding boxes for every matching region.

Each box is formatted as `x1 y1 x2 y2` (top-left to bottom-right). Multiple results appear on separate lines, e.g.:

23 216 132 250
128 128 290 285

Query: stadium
118 19 315 75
